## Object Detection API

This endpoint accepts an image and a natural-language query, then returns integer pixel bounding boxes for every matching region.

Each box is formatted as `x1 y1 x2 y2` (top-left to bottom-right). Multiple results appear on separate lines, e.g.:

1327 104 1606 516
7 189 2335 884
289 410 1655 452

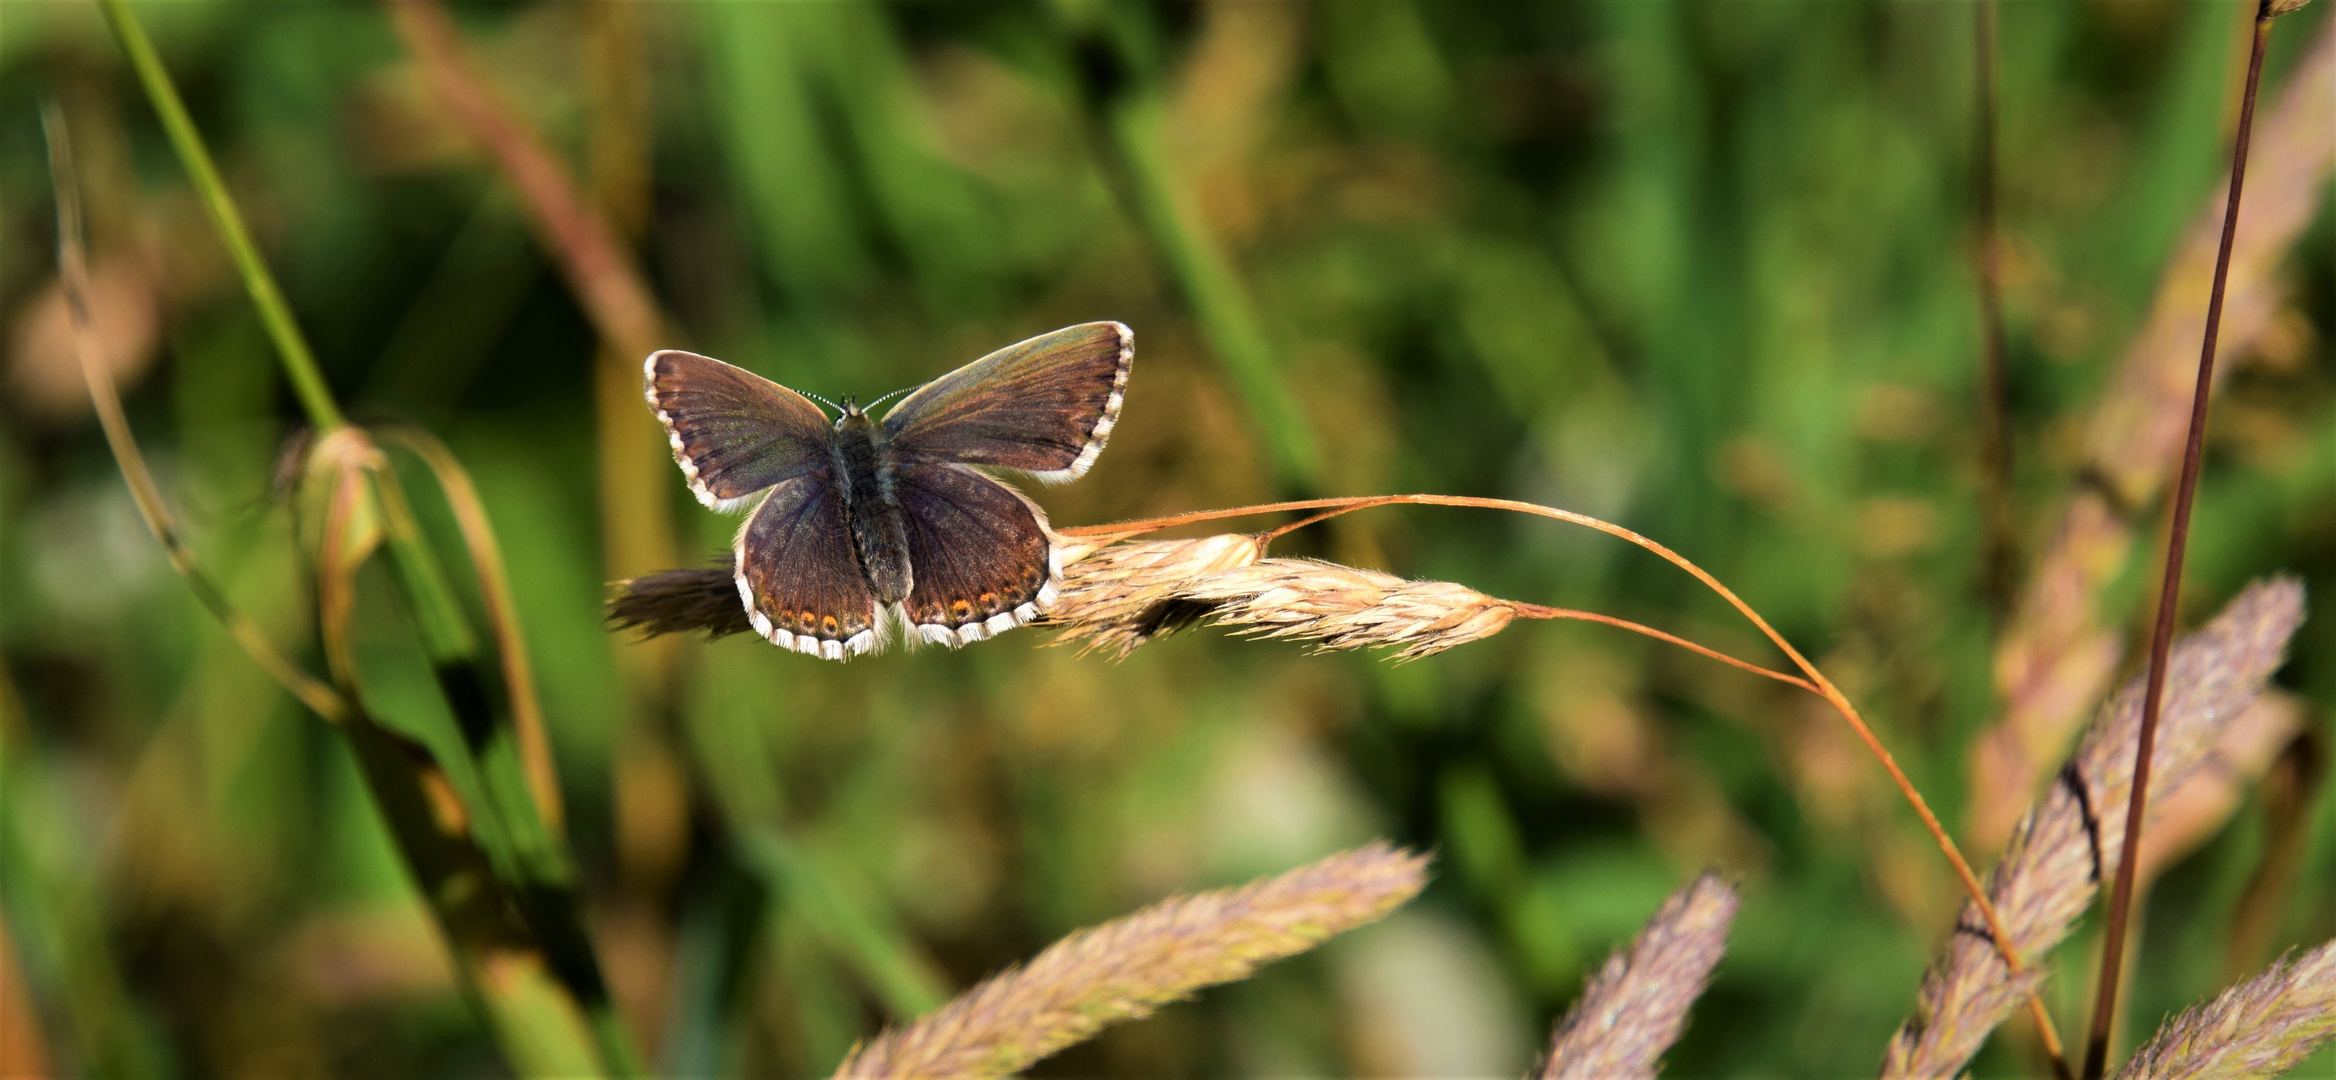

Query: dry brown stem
828 842 1428 1080
2111 938 2336 1080
1972 18 2336 852
1534 873 1739 1080
1881 578 2305 1080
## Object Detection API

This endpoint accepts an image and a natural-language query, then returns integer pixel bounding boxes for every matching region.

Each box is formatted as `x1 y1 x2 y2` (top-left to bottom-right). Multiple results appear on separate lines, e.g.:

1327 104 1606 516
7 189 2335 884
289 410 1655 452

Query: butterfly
643 322 1132 660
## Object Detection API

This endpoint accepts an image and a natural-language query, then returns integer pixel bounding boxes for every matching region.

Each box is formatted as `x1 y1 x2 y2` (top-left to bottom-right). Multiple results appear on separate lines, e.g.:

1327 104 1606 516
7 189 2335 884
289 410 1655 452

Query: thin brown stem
1508 604 1817 694
2081 10 2274 1079
1071 493 2031 999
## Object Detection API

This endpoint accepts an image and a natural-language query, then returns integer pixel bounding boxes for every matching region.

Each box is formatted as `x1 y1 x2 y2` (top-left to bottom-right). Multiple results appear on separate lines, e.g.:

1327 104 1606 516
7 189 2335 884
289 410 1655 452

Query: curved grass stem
1068 493 2037 1006
94 0 343 432
43 102 349 724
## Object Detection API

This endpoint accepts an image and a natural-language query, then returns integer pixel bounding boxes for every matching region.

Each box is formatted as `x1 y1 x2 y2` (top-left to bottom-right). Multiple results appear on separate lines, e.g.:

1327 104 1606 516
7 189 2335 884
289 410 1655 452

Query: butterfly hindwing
895 462 1059 646
645 349 833 511
881 322 1131 483
736 473 882 660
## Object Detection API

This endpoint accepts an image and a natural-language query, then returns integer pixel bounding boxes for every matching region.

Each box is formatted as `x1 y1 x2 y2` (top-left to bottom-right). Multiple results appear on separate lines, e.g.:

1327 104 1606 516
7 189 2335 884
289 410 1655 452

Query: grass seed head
1881 577 2306 1080
1537 873 1739 1080
1182 559 1518 661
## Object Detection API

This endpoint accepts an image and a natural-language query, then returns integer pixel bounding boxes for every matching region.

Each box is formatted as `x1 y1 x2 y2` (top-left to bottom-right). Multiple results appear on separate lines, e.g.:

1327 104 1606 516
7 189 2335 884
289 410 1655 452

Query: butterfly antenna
864 384 918 413
799 389 842 414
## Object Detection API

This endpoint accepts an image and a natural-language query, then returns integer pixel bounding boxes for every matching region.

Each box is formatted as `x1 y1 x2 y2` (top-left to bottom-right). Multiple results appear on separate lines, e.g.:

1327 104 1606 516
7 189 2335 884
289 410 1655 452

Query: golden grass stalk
1180 558 1519 661
1880 578 2305 1080
828 842 1429 1080
2111 938 2336 1080
1534 873 1738 1080
1971 18 2335 853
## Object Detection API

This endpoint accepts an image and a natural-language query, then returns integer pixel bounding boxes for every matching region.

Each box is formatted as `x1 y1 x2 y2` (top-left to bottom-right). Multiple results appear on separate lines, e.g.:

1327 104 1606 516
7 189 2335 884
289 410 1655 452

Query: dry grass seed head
1880 577 2306 1080
1536 872 1740 1080
2112 938 2336 1080
1046 533 1265 656
1180 558 1519 661
830 841 1429 1080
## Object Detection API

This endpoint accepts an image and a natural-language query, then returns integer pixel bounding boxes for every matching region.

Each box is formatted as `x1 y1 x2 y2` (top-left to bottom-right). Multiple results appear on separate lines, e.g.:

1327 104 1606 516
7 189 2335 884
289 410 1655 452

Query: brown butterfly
643 322 1132 660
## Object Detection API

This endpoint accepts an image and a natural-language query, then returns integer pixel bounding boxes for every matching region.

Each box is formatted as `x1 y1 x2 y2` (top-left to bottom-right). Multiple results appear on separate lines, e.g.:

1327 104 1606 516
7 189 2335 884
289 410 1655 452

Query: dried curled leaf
830 842 1429 1080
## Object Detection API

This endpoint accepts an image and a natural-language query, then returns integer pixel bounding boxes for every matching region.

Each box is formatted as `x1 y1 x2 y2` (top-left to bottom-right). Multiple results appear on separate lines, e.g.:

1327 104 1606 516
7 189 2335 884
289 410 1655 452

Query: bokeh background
4 0 2335 1076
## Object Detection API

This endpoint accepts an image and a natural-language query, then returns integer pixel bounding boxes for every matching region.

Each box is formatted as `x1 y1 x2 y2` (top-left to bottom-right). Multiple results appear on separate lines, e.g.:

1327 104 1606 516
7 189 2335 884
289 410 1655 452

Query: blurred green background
3 0 2334 1076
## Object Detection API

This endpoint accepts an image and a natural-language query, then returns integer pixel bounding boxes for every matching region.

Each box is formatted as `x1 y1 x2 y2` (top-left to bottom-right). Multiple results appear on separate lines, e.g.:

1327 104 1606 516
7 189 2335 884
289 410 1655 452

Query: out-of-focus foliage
2 1 2333 1076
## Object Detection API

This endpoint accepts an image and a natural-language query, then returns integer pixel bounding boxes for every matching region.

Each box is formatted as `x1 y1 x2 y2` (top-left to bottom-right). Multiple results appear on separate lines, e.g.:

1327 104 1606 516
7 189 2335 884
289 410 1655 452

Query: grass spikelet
2112 938 2336 1080
1180 559 1518 661
1535 872 1739 1080
607 566 752 639
1881 578 2306 1080
1046 533 1266 656
828 841 1428 1080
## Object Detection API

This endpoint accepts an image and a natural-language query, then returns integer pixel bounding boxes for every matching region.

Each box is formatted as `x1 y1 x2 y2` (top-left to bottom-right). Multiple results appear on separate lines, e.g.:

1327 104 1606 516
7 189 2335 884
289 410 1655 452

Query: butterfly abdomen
831 411 915 606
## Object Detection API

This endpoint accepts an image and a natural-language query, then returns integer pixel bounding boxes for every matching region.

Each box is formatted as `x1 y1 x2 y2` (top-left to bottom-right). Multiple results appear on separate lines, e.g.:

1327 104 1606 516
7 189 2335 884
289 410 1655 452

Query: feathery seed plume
1535 873 1739 1080
1181 559 1519 660
1880 578 2306 1080
606 566 751 639
829 841 1428 1080
2112 938 2336 1080
1046 533 1265 657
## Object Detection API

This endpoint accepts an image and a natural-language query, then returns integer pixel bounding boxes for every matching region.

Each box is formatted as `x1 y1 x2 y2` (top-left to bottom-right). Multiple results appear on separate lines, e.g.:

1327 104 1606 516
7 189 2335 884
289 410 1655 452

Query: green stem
97 7 641 1074
96 0 345 432
1103 95 1320 490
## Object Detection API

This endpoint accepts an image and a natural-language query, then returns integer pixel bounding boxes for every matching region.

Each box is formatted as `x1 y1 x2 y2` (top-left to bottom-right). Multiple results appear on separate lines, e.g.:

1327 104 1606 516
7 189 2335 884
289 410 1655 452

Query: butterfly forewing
645 349 833 510
894 462 1058 646
882 322 1131 483
736 475 882 659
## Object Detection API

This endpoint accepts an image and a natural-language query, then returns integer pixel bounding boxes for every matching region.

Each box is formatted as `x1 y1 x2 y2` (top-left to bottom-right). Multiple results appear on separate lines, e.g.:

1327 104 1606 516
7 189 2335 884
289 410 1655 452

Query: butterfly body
826 402 914 606
644 322 1132 660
